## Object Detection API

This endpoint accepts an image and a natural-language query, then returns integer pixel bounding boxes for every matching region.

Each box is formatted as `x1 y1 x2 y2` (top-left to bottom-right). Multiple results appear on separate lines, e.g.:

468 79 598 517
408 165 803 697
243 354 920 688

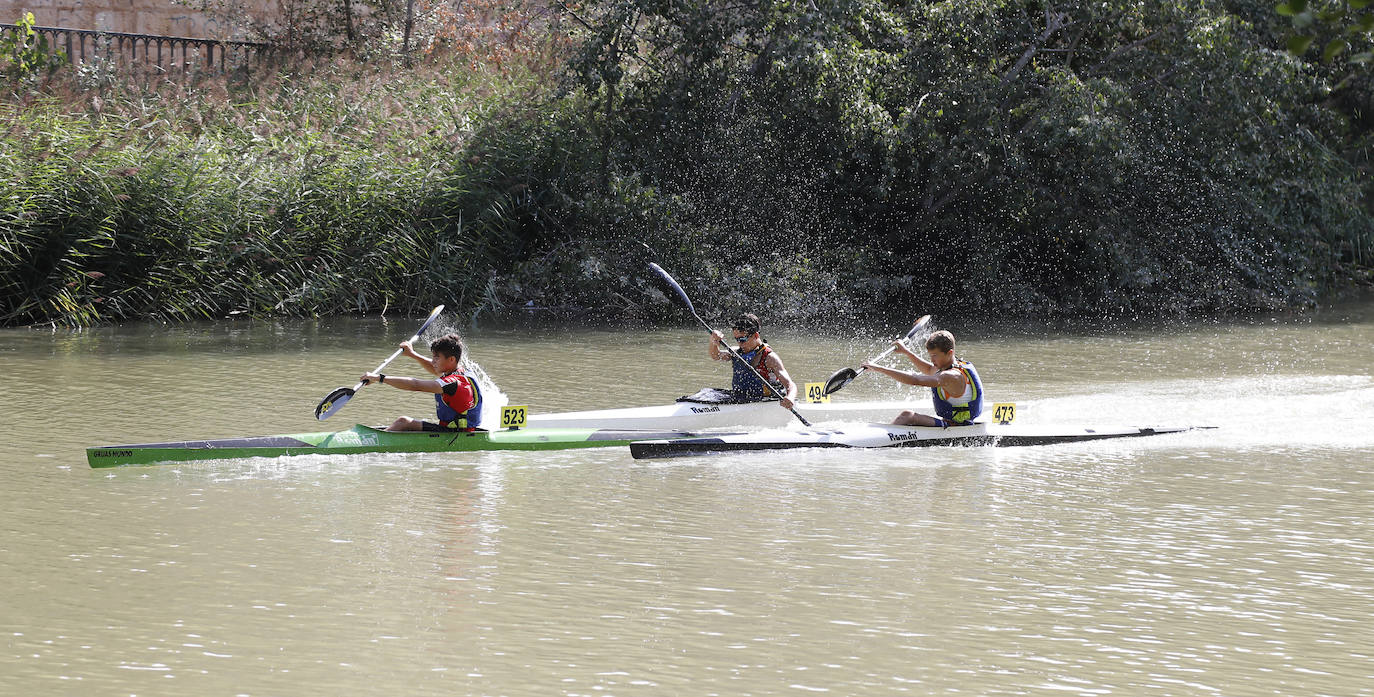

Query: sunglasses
734 333 754 342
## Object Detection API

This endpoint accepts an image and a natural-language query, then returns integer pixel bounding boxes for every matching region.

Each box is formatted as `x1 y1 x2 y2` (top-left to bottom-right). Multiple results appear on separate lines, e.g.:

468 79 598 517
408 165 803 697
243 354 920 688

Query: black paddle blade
315 386 356 421
822 367 859 396
648 262 697 317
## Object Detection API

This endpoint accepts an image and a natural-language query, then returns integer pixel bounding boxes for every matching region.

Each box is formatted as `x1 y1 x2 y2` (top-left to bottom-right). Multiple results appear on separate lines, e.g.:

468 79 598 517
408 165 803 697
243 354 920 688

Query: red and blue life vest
436 369 483 430
732 344 785 401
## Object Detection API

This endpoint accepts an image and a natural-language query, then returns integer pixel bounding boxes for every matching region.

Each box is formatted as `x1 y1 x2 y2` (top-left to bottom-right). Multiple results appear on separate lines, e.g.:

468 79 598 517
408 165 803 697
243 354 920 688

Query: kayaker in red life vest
361 332 484 432
862 329 985 427
708 312 799 410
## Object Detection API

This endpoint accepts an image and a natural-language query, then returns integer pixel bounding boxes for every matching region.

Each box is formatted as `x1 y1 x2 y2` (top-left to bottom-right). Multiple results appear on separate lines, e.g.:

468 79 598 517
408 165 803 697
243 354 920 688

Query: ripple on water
5 318 1374 696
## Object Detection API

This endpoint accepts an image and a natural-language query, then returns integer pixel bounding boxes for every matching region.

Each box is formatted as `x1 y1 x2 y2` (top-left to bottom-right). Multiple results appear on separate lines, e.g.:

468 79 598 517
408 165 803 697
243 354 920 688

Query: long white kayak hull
527 400 924 431
629 423 1205 459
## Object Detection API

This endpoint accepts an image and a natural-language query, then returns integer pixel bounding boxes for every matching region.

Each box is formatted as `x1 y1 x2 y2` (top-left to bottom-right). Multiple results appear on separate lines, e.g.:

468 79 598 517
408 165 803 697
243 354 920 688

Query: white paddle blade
416 305 445 336
906 314 932 339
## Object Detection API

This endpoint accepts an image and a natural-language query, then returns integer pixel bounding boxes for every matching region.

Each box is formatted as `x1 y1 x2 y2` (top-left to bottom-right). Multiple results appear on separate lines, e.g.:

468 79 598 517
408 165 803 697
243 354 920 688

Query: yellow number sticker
501 405 528 430
992 403 1016 425
805 382 830 404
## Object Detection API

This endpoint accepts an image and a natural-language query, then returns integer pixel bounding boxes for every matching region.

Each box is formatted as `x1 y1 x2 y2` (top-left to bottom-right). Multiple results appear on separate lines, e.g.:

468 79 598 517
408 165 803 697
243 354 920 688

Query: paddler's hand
708 330 728 359
361 371 382 385
399 339 418 357
892 340 914 355
861 362 877 370
780 397 795 410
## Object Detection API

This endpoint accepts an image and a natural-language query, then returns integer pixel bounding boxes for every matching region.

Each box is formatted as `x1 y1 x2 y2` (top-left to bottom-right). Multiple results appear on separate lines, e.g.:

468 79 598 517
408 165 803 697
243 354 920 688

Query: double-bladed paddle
648 263 812 427
314 305 446 420
822 315 932 396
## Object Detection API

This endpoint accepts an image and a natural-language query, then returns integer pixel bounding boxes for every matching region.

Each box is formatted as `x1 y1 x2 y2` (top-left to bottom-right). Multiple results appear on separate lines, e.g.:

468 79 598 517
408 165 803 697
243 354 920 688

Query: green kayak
87 424 712 468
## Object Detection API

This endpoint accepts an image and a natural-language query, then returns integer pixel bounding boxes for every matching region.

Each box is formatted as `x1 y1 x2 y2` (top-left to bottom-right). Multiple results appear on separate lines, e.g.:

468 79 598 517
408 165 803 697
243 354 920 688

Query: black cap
730 313 761 335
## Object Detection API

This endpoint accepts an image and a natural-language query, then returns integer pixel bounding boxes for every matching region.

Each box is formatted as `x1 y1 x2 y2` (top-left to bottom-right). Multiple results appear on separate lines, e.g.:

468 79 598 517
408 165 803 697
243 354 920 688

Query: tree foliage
1275 0 1374 64
522 0 1371 318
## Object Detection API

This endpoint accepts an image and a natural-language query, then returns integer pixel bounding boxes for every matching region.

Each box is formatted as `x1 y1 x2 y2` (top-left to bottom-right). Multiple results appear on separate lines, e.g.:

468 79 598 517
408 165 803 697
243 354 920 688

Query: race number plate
992 403 1016 425
805 382 830 404
501 405 528 430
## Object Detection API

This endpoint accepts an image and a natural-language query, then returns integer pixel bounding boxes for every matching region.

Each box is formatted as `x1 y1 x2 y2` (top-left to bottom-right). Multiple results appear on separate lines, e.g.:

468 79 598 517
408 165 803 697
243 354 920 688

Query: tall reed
1 54 555 326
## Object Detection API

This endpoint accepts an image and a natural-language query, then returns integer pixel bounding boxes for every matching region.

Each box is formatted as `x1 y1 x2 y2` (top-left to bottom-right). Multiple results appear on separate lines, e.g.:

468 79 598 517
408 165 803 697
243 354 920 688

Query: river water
2 303 1372 696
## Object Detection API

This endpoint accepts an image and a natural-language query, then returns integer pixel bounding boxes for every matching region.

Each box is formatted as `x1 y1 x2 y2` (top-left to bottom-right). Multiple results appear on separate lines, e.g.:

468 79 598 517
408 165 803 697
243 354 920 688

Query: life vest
931 358 983 425
435 369 483 430
731 344 785 401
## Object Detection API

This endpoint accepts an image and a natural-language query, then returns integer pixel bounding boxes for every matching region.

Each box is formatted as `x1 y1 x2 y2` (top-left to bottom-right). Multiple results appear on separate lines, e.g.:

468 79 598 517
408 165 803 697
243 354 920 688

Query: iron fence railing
0 24 270 73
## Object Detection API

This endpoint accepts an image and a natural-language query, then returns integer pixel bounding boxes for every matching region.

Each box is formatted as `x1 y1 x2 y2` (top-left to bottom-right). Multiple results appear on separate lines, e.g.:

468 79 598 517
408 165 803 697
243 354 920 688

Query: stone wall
1 0 267 40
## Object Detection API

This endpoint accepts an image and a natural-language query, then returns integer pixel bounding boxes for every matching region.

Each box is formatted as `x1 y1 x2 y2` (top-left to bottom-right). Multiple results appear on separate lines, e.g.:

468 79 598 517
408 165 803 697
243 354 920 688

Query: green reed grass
1 54 560 326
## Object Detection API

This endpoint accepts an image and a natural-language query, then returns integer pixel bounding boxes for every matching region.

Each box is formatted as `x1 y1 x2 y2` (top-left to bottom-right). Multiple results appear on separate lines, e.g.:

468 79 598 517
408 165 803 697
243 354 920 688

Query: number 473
993 403 1016 425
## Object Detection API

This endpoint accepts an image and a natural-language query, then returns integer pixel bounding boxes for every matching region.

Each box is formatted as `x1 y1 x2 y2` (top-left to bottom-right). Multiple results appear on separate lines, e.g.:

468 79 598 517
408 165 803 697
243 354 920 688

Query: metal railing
0 24 270 73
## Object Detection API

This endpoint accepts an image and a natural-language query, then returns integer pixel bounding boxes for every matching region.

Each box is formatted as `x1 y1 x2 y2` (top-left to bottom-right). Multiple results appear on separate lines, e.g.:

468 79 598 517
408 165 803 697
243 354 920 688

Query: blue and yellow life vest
931 358 983 425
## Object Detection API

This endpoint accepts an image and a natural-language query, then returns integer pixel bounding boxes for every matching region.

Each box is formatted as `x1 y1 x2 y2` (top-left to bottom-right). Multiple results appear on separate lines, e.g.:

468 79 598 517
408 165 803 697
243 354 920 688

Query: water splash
423 318 510 428
461 355 509 428
1020 374 1374 451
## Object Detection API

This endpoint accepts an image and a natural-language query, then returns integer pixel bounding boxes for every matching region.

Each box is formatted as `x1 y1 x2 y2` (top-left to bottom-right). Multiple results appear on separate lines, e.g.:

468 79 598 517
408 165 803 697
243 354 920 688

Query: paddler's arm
861 363 966 394
765 353 798 410
893 341 937 375
861 363 931 387
400 340 440 376
361 373 445 393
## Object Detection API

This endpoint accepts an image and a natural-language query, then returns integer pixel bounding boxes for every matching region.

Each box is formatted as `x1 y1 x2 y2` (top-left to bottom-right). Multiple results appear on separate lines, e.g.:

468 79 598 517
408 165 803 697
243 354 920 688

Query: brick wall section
1 0 268 39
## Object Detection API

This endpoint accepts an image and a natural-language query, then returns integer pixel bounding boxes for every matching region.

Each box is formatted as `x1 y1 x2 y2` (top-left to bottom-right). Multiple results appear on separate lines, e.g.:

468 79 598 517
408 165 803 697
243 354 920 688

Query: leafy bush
1 12 67 82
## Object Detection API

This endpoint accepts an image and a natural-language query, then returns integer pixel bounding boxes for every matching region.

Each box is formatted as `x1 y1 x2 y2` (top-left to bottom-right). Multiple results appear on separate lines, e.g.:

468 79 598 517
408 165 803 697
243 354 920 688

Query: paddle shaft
859 315 931 371
850 343 902 380
354 346 409 390
648 263 810 427
315 305 445 420
822 315 932 396
359 306 447 388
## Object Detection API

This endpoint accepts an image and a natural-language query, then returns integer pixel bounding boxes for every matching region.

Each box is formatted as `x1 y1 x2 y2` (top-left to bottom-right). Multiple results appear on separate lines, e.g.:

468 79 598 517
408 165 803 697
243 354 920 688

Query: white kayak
526 399 925 431
629 422 1207 459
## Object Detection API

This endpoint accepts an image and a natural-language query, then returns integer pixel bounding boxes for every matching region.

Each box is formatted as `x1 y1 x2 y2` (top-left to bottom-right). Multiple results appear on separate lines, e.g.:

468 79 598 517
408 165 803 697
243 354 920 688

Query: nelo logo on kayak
689 406 721 414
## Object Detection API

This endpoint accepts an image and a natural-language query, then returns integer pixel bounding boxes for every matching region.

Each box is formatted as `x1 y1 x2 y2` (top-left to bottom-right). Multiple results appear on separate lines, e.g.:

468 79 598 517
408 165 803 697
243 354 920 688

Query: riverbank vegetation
3 0 1371 327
